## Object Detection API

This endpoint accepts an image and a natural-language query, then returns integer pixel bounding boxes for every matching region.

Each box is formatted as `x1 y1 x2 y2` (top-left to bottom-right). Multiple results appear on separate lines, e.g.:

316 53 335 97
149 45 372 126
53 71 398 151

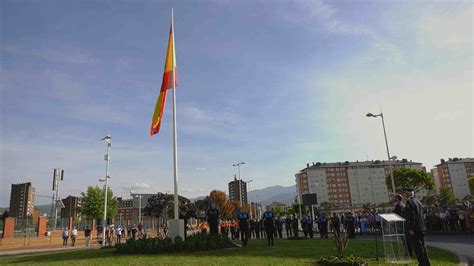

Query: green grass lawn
0 238 458 265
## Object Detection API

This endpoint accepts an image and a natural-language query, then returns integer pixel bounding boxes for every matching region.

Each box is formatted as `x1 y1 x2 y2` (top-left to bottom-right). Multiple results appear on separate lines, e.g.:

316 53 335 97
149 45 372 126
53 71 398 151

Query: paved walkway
0 245 99 257
427 242 473 266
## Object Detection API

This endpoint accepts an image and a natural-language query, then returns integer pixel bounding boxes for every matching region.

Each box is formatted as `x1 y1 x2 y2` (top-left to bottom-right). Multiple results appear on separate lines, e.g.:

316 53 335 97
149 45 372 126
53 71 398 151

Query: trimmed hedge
116 233 235 254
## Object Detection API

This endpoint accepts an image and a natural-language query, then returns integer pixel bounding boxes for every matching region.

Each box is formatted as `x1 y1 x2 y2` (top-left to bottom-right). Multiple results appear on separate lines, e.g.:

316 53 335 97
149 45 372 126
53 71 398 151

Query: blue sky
1 0 472 206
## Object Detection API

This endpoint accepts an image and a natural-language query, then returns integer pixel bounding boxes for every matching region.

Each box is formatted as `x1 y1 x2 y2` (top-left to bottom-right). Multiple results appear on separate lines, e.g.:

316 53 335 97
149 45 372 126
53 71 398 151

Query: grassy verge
0 238 458 265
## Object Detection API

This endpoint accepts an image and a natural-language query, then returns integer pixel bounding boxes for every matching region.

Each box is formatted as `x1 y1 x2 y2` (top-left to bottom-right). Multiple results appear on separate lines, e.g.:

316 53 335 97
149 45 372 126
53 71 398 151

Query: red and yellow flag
150 18 178 136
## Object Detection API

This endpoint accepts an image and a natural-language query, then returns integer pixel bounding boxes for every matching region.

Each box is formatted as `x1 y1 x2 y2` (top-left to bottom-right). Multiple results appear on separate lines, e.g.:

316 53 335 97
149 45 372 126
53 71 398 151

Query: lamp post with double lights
366 112 396 194
100 134 111 247
245 179 253 218
232 162 245 207
130 191 143 225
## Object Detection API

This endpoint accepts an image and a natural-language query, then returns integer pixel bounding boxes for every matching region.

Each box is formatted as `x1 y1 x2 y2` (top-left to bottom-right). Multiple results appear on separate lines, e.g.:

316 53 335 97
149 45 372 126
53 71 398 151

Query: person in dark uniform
317 213 328 238
249 219 255 239
206 202 220 236
345 212 356 239
285 217 292 238
291 217 299 237
238 208 250 246
260 220 266 238
275 217 283 238
253 219 260 238
405 190 430 266
393 194 413 257
332 213 340 233
306 215 314 239
262 206 275 246
301 216 308 238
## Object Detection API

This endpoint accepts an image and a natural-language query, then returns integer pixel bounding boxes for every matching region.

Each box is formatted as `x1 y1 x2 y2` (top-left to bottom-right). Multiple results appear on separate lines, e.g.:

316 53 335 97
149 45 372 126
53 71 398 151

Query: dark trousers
404 232 414 256
286 226 292 238
265 227 274 246
292 227 298 237
240 228 249 246
277 228 283 238
308 226 314 239
412 232 430 266
209 224 218 236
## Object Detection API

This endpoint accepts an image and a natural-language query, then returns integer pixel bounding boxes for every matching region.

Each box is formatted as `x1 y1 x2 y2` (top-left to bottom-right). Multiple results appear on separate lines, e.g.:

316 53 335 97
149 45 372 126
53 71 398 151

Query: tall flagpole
171 8 179 220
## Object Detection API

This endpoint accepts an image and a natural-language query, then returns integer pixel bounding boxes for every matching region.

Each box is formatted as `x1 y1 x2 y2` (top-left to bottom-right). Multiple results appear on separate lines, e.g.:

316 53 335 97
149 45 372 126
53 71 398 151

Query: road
425 234 474 266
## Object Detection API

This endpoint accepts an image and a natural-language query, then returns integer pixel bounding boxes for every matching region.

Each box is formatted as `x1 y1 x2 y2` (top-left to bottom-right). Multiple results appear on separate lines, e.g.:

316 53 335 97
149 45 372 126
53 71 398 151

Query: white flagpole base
168 219 185 241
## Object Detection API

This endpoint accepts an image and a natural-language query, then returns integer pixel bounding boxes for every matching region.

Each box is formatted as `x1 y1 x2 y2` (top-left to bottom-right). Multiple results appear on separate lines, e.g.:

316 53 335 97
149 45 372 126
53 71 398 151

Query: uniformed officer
206 202 220 236
306 215 314 239
301 216 308 237
262 206 275 246
275 216 283 238
253 219 260 238
238 207 250 246
285 216 292 238
405 189 430 266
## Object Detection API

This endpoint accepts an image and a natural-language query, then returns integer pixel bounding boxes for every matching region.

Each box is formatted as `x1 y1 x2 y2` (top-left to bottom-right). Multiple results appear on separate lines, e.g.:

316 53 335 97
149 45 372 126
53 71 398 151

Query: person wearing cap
206 202 220 236
238 207 250 246
405 189 430 266
262 206 275 246
393 194 413 257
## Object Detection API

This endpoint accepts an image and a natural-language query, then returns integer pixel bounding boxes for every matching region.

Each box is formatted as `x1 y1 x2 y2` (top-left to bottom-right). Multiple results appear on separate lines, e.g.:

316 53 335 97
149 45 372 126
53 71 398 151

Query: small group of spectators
61 227 78 247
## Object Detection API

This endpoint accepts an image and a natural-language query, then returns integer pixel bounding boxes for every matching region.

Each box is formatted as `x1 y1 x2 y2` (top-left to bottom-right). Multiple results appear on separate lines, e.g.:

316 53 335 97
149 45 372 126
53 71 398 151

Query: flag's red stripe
161 68 178 92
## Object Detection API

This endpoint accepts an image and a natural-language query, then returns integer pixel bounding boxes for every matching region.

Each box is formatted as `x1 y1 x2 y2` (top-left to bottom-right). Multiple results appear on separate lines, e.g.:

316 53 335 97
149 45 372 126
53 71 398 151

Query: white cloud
417 4 473 50
302 3 473 169
1 44 96 64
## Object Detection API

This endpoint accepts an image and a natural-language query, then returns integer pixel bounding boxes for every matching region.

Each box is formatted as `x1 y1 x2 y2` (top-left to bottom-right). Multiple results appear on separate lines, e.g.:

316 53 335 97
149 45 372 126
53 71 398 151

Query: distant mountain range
3 186 297 212
191 185 296 207
248 185 296 207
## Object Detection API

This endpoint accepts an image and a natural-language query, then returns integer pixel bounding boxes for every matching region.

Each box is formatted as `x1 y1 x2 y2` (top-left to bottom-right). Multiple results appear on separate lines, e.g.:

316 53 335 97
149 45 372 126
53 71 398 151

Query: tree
469 176 474 195
421 194 438 208
144 193 173 218
319 201 333 213
437 187 457 208
291 202 307 217
194 197 211 218
387 168 435 193
273 205 287 217
144 193 190 219
78 186 117 221
209 190 227 209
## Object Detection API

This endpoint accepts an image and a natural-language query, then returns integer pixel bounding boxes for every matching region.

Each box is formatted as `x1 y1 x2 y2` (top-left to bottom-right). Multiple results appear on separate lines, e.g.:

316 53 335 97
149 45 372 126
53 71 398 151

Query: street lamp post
101 134 111 247
131 191 143 225
232 162 245 207
366 112 396 194
245 179 253 218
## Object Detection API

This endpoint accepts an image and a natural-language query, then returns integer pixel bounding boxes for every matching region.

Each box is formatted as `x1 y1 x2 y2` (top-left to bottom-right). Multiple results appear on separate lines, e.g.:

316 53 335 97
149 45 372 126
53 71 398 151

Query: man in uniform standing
332 213 340 233
262 206 275 246
405 190 430 266
285 216 292 238
238 207 250 246
206 202 220 236
393 194 413 257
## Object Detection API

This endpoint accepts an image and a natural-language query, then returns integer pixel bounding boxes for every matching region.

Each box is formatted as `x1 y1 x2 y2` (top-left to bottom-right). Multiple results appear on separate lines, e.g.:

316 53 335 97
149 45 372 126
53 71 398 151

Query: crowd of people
60 223 148 247
57 194 472 266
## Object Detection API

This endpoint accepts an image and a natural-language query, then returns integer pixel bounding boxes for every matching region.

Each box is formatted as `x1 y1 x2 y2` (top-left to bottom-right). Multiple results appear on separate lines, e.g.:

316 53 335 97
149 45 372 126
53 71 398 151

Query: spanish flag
150 15 177 136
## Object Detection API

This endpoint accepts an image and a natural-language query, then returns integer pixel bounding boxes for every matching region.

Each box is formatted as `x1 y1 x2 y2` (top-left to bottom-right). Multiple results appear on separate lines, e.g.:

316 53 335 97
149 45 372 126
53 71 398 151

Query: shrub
333 231 349 258
116 233 235 254
317 255 367 266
